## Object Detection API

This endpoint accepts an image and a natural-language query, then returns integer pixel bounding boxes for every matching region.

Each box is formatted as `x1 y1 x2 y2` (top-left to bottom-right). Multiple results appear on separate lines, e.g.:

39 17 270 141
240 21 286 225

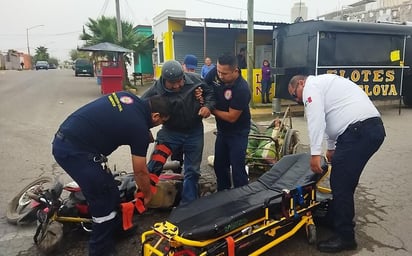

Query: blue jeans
52 135 119 256
147 123 204 205
214 129 249 191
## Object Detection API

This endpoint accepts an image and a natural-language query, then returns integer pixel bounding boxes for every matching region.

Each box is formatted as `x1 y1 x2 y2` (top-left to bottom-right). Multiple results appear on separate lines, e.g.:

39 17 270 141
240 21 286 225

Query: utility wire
193 0 290 18
98 0 110 17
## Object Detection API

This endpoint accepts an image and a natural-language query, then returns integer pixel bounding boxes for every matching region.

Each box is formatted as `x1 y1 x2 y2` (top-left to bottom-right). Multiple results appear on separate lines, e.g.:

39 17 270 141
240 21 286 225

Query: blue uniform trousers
52 134 120 256
214 129 249 191
331 117 385 241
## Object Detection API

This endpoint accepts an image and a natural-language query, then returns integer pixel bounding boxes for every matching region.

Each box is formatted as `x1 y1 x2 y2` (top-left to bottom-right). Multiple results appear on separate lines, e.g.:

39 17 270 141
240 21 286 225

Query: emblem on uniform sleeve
120 96 133 104
304 96 312 106
224 89 232 100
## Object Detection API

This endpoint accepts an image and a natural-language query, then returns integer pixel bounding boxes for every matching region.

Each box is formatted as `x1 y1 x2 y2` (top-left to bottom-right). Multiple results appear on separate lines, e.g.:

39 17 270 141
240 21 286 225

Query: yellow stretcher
141 153 331 256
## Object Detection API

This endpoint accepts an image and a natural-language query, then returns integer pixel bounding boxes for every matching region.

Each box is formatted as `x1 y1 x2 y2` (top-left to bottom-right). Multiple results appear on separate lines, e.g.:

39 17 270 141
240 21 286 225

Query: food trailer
272 20 412 107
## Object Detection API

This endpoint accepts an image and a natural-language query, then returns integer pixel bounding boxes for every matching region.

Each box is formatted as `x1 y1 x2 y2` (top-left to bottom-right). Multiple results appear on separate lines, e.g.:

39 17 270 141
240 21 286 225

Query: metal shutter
173 30 236 74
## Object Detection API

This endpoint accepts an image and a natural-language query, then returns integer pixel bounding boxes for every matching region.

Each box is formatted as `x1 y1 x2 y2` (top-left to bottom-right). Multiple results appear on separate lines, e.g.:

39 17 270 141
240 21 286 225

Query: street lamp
26 24 44 57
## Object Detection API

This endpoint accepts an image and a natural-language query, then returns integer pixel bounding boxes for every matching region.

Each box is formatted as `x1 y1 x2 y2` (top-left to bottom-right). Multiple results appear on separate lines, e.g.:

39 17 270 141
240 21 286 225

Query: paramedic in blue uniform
141 60 215 205
52 93 170 256
288 74 386 253
204 52 251 191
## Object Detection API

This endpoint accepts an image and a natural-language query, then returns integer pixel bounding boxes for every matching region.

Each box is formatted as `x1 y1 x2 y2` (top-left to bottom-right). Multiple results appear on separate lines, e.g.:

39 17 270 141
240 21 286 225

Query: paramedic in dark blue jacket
52 93 170 256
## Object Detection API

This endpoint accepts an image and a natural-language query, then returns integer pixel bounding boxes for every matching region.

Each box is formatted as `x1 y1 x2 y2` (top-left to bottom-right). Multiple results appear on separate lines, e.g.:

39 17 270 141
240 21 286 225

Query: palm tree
34 46 50 62
80 16 153 87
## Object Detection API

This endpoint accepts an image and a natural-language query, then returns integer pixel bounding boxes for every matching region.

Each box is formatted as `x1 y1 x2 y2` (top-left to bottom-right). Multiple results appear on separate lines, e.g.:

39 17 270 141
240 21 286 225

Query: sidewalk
250 100 304 119
249 99 400 119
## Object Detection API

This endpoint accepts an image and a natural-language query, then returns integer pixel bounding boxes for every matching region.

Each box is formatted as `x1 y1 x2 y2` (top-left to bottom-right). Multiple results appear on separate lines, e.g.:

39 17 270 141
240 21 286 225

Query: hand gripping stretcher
141 153 331 256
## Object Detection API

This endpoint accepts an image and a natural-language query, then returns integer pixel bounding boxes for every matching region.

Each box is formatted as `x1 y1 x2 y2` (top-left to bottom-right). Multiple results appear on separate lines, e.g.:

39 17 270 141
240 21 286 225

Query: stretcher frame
140 164 332 256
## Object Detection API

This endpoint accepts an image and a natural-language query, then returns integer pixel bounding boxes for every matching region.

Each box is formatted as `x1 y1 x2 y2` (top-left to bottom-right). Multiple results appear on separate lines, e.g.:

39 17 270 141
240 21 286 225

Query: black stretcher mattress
168 153 324 240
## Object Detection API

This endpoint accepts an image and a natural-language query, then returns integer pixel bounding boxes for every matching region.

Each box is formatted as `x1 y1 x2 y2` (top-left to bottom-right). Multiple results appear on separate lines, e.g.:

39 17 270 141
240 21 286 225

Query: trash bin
99 61 123 94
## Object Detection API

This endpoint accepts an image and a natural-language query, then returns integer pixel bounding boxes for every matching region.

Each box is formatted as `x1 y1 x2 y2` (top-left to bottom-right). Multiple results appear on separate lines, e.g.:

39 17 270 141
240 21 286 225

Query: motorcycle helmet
161 60 184 82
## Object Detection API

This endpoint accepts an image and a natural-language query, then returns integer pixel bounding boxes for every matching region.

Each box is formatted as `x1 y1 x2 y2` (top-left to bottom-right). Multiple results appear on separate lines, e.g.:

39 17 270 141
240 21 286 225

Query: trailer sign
322 68 400 100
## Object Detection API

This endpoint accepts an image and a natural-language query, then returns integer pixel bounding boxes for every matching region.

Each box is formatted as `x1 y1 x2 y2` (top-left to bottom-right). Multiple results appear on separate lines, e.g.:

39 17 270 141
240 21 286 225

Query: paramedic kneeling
288 74 386 253
52 93 170 256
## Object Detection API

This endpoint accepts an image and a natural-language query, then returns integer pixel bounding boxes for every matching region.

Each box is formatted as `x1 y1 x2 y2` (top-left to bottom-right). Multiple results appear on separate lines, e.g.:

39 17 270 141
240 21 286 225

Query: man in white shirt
288 74 386 253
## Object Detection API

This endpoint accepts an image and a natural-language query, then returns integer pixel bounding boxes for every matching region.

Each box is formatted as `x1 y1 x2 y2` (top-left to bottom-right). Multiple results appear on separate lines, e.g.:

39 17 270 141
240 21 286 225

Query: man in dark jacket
141 60 215 205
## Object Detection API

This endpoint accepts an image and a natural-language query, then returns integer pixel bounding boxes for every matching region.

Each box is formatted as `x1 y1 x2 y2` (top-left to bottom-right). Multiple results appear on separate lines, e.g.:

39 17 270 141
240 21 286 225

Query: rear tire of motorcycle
6 176 53 225
36 221 64 254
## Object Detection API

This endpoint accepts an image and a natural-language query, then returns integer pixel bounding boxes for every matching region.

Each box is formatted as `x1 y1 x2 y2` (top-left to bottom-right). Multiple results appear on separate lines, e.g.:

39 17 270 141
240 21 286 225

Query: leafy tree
69 49 90 62
48 57 59 66
80 16 153 87
33 46 50 63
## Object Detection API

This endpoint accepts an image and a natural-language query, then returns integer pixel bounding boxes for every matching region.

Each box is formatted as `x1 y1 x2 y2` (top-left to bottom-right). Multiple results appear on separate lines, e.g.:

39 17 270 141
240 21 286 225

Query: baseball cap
183 54 198 70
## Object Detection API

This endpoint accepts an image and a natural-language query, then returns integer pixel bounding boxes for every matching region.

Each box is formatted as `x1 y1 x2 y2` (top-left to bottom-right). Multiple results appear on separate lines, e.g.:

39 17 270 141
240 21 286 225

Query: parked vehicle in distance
49 63 57 69
35 61 49 70
74 58 94 77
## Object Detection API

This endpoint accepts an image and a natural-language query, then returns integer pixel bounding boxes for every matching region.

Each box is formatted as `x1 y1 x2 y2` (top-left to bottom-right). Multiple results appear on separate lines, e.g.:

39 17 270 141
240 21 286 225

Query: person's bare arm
310 155 324 174
131 155 152 205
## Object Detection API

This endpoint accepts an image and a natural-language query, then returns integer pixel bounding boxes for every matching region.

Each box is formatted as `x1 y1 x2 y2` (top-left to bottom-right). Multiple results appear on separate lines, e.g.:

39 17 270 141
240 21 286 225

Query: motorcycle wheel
6 176 53 225
35 220 64 254
280 129 300 157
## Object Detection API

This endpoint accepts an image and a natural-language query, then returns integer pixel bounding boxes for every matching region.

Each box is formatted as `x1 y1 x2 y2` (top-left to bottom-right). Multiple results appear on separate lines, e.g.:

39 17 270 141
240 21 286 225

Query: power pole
247 0 255 108
115 0 122 42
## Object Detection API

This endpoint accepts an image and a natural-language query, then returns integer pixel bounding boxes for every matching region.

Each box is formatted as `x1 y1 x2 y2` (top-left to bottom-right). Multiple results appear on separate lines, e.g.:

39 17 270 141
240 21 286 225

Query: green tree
48 57 59 66
33 46 50 63
80 16 153 87
69 49 90 62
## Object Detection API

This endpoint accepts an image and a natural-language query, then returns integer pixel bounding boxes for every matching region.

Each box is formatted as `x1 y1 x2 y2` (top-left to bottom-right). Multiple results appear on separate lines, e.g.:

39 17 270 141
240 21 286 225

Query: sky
0 0 357 61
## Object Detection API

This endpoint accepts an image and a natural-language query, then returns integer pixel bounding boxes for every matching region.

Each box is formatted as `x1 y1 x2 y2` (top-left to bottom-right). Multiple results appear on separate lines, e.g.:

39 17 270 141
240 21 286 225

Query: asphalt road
0 69 412 256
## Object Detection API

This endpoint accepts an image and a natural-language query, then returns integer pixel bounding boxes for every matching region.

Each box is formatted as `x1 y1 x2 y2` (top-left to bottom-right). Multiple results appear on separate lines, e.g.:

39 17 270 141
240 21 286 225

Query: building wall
0 54 5 70
22 53 31 70
5 50 21 70
319 1 412 23
133 25 154 75
152 9 186 64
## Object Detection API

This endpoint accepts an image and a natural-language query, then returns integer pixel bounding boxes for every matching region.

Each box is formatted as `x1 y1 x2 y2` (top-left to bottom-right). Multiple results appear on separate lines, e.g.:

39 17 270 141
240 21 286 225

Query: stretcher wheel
306 224 317 244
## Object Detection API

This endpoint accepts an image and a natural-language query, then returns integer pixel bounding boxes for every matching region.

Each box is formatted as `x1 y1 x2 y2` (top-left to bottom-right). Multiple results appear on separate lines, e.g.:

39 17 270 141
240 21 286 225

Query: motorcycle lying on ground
6 166 138 254
6 161 216 254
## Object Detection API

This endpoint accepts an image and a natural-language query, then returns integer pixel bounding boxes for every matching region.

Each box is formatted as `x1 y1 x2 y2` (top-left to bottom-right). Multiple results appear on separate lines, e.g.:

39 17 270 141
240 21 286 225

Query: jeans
148 123 204 205
52 135 120 256
331 117 385 241
261 80 271 103
214 129 250 191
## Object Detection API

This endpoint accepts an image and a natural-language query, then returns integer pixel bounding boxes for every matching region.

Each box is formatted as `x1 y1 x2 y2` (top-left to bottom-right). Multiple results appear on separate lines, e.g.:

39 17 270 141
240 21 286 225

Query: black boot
317 236 357 253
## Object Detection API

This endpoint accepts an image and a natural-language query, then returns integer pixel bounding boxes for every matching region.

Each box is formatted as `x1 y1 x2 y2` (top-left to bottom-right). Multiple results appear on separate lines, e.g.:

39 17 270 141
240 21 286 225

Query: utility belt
55 130 107 164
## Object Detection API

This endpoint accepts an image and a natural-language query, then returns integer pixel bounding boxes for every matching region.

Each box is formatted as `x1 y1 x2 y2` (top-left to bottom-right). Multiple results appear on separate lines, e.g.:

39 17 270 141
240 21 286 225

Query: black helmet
162 60 184 82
